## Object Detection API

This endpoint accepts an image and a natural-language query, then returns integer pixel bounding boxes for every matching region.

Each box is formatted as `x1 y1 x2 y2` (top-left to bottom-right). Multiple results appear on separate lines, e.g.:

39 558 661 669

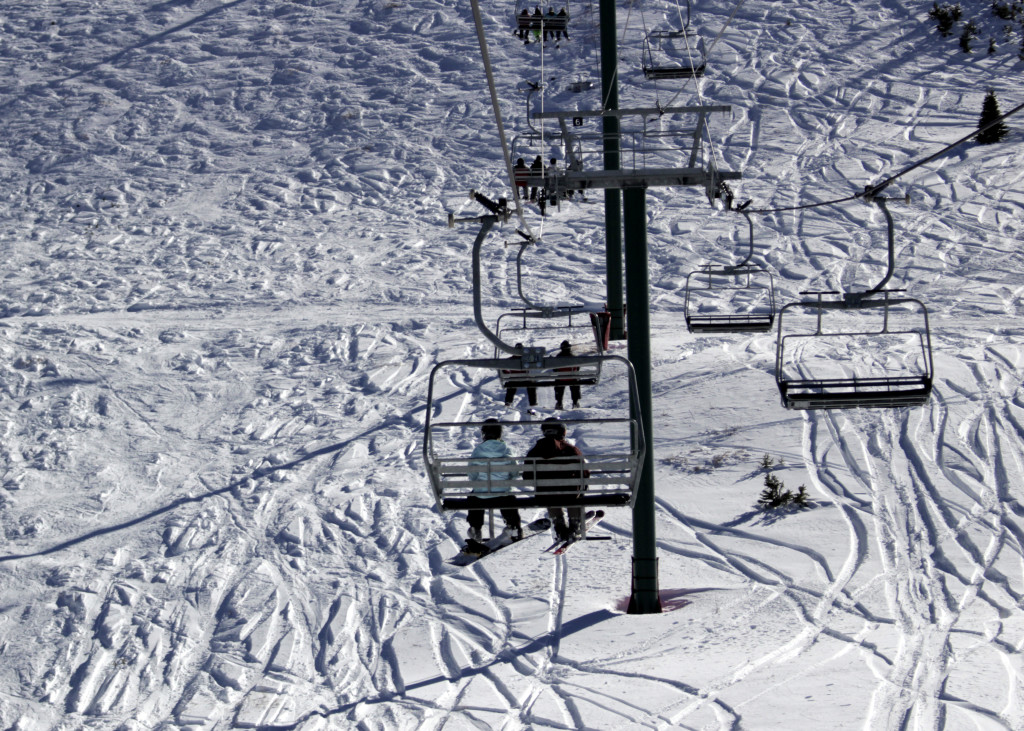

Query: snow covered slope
0 0 1022 728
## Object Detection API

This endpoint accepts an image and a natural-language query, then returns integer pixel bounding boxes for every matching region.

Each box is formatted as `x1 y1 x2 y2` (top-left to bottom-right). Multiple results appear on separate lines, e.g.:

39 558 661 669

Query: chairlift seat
430 454 637 510
643 64 706 80
778 374 932 410
499 366 601 388
686 312 774 333
642 30 707 80
516 15 569 31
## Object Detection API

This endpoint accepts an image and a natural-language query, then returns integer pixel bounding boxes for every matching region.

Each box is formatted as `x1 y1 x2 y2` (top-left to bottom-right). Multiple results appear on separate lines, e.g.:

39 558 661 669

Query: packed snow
0 0 1023 728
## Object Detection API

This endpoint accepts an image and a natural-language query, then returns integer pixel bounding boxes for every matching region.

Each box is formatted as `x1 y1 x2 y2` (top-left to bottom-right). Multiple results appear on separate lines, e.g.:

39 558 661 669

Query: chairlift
423 355 646 512
425 211 644 512
495 307 607 388
642 31 707 80
513 1 570 41
494 237 609 387
684 208 776 333
774 196 934 409
510 128 573 207
567 75 595 93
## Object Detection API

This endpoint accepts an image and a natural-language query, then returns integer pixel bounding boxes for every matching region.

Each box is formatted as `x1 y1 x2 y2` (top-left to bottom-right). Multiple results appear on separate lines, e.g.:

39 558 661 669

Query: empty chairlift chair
684 208 776 333
774 197 934 409
642 31 707 80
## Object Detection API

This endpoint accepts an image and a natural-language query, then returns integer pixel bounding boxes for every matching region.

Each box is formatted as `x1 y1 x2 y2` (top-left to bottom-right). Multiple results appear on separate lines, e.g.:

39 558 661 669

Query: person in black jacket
502 342 539 410
523 417 588 540
513 157 529 200
552 340 581 410
529 155 544 201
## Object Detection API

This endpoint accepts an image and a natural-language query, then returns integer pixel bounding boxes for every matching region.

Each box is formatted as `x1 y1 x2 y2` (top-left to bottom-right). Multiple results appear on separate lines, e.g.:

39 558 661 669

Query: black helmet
559 340 571 351
541 417 565 438
481 417 502 440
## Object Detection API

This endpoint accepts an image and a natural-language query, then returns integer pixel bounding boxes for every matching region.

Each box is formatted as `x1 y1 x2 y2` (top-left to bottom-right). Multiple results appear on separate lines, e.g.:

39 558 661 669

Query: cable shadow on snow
262 608 622 730
0 378 471 564
47 0 250 86
0 416 410 565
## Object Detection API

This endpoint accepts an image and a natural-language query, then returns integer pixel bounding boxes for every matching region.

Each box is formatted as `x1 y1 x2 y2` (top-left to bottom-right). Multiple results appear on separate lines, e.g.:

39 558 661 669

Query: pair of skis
545 510 605 555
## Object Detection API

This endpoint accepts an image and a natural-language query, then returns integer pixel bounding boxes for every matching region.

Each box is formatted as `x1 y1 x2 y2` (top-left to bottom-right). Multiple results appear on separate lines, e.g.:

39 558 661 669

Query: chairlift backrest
494 308 606 387
514 0 570 31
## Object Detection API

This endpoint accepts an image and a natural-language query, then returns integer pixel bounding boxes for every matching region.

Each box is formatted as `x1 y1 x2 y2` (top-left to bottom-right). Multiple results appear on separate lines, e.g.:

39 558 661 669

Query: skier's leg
501 508 523 540
500 507 521 529
568 506 584 534
466 497 486 542
548 506 572 539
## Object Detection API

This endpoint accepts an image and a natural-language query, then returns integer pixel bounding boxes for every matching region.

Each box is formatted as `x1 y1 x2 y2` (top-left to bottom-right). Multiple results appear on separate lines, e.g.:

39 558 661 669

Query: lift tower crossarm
532 105 732 119
511 168 740 193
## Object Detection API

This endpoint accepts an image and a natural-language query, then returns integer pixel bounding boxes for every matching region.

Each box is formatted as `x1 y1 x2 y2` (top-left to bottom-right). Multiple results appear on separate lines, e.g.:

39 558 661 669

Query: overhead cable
745 97 1024 215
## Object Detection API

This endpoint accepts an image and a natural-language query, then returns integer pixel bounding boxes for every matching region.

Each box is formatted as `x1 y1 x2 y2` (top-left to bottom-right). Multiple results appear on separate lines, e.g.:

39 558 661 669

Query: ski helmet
481 417 502 440
541 417 565 438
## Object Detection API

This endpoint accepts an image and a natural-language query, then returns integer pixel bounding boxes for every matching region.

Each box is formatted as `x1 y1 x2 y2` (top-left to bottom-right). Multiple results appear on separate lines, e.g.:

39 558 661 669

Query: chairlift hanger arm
858 196 896 300
728 206 756 271
514 241 548 312
514 241 592 316
470 217 521 357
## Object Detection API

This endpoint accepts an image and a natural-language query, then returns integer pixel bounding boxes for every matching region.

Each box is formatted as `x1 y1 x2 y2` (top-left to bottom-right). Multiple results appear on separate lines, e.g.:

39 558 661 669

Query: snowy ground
1 0 1023 728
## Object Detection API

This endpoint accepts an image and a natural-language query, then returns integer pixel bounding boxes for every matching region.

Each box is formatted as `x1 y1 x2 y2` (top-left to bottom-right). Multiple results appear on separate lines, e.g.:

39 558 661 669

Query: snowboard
448 517 552 567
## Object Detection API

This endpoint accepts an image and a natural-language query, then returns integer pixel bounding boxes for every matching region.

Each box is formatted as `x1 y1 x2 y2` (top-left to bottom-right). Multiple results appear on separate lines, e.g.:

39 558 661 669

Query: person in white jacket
465 419 523 542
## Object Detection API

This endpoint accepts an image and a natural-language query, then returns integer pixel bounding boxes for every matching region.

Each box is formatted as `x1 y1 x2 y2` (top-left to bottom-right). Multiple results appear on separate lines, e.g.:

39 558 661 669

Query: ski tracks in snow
0 313 449 728
793 340 1024 730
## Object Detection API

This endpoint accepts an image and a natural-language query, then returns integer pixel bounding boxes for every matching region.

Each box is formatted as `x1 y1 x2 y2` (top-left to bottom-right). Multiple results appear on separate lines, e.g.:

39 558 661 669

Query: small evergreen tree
960 19 978 51
992 0 1014 19
757 473 791 510
978 89 1009 144
756 470 811 512
929 2 962 36
988 37 997 54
